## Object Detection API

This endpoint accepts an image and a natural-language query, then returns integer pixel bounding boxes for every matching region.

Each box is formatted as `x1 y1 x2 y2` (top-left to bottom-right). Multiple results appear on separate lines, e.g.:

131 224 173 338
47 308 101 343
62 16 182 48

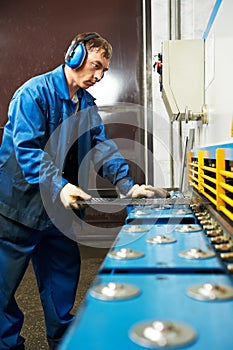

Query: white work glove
60 183 92 209
126 184 170 199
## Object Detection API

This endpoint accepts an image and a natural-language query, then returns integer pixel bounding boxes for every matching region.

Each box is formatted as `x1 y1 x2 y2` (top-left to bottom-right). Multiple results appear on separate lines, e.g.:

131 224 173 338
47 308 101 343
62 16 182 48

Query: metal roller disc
129 320 196 348
227 265 233 272
196 214 209 220
146 235 177 244
175 225 202 232
90 282 140 301
187 283 233 301
131 209 152 216
211 236 228 244
108 248 144 260
179 248 216 259
172 209 192 215
199 219 210 225
160 205 172 209
206 229 223 237
195 213 207 219
202 224 217 231
189 203 199 209
153 205 172 211
123 225 151 233
221 252 233 262
214 243 232 252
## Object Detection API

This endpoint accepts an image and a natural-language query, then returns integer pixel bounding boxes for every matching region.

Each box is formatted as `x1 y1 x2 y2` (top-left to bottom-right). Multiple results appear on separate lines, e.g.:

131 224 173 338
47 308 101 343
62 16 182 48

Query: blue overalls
0 65 134 349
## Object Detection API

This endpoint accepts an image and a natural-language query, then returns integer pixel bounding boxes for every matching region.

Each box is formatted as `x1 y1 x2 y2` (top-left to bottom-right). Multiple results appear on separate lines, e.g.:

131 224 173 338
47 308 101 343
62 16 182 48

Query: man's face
71 48 110 90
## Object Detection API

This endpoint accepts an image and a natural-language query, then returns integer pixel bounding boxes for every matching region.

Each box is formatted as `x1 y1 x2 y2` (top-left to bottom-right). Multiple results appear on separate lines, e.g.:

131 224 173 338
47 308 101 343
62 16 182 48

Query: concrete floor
15 245 108 350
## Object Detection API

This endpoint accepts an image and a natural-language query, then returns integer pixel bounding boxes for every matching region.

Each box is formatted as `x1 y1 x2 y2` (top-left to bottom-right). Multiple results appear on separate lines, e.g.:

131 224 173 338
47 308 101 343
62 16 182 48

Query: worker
0 32 169 350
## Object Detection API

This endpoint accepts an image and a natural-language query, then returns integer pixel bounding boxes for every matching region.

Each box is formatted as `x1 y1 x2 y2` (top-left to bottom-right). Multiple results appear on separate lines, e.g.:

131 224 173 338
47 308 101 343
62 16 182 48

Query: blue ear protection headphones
65 34 101 69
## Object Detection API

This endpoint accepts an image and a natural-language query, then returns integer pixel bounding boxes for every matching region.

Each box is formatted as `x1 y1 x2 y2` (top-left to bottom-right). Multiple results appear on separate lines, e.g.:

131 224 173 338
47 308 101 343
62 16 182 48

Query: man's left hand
126 184 170 198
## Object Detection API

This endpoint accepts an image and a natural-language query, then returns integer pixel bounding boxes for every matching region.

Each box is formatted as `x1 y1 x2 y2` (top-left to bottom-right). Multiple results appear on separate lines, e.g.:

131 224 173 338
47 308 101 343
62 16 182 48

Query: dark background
0 0 142 122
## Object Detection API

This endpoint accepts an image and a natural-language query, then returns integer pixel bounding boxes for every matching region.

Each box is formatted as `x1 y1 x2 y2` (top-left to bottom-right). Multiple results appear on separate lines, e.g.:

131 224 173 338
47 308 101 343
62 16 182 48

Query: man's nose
94 70 104 82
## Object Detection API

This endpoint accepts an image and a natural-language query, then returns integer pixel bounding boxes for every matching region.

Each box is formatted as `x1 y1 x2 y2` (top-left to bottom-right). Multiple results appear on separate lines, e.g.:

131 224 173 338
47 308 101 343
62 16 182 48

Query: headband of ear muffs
65 34 101 69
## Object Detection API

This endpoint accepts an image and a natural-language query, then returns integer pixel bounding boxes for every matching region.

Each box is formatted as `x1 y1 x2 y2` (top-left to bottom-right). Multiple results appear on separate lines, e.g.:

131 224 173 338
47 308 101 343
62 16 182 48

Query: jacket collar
51 65 96 105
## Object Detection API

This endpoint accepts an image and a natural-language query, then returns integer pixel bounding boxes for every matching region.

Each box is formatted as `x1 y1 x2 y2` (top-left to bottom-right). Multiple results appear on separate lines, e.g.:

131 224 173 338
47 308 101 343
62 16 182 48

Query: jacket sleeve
9 87 67 202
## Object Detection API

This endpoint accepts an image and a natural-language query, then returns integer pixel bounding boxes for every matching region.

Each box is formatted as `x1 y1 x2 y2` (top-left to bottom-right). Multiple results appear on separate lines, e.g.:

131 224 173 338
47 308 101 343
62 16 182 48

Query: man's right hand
60 183 92 209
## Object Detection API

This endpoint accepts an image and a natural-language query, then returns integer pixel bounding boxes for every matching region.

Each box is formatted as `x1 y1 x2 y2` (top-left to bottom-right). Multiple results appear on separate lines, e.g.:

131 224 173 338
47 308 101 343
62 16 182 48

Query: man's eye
92 63 100 69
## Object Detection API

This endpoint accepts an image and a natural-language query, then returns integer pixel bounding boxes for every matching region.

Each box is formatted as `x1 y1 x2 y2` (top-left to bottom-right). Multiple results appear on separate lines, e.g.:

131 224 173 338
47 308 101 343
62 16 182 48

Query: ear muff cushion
65 42 86 69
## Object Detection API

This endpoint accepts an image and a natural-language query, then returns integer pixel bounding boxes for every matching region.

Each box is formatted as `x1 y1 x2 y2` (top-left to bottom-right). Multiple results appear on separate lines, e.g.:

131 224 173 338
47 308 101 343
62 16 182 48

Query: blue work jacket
0 65 134 230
